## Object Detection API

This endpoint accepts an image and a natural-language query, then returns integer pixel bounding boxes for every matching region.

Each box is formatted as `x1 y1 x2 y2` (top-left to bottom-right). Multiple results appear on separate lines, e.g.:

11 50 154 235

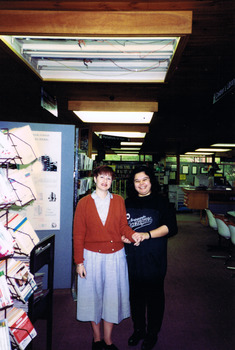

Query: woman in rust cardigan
73 165 143 350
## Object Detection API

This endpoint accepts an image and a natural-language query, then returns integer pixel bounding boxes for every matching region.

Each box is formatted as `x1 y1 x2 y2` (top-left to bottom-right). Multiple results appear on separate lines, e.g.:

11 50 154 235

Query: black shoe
92 339 104 350
102 341 119 350
141 335 158 350
128 330 146 346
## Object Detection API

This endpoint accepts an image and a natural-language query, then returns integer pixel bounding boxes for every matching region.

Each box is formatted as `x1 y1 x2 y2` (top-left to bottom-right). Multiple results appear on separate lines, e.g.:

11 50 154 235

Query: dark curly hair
127 165 159 198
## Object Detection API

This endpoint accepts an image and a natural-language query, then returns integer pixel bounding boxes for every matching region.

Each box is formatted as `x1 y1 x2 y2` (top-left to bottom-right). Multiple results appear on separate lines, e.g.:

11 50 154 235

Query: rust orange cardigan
73 193 135 265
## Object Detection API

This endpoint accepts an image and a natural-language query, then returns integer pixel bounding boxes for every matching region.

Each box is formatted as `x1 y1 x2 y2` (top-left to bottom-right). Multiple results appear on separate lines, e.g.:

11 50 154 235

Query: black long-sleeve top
125 193 178 281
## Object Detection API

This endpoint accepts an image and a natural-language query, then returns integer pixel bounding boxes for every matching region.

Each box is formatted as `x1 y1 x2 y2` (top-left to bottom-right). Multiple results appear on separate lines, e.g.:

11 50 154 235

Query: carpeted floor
30 212 235 350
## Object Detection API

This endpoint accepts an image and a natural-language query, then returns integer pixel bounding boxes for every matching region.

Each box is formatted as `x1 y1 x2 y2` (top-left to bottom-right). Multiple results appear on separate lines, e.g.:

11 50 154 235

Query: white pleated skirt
77 248 130 324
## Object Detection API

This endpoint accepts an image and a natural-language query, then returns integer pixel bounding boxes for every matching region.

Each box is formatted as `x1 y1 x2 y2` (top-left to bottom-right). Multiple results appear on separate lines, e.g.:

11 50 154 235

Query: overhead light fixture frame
0 10 192 83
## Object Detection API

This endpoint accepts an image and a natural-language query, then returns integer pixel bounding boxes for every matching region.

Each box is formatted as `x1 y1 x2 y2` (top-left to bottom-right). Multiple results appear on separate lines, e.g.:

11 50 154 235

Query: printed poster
21 131 61 230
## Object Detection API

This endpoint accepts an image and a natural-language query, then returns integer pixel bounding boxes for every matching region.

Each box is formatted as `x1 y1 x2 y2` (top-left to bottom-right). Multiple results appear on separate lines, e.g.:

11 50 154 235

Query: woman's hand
76 264 87 278
132 232 145 246
121 235 132 244
132 232 151 245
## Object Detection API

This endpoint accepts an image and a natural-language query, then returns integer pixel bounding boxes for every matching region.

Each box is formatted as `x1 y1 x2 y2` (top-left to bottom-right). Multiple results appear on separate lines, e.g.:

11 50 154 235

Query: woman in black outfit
123 166 178 350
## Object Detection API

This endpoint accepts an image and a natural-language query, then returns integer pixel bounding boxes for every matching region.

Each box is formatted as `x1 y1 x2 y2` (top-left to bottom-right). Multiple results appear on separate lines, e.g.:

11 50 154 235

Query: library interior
0 2 234 350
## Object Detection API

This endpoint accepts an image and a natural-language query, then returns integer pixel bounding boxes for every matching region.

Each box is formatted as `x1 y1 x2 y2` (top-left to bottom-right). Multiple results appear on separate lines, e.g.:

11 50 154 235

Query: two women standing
73 165 177 350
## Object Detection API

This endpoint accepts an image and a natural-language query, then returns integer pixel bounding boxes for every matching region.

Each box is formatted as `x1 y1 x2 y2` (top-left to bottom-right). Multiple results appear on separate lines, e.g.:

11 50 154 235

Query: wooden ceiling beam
0 10 192 36
0 1 222 13
68 101 158 112
91 124 149 132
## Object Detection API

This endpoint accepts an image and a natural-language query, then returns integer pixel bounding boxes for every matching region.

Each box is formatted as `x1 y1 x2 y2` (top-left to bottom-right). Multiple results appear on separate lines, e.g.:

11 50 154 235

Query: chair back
205 209 217 230
215 218 231 240
228 224 235 245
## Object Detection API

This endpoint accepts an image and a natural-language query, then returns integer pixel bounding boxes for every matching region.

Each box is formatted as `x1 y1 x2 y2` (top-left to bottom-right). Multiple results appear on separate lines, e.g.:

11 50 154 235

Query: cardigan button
112 249 114 251
110 240 113 243
98 250 101 253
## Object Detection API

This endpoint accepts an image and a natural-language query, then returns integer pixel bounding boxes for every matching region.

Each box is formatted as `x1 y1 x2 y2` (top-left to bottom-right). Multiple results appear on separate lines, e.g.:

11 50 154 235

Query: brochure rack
28 234 55 350
0 127 39 349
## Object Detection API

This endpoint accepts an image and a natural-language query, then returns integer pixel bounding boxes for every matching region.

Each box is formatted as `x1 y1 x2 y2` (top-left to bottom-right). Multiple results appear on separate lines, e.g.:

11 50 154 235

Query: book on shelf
77 177 93 195
7 307 37 350
33 272 45 301
77 153 93 170
0 318 11 350
1 212 39 256
0 258 37 303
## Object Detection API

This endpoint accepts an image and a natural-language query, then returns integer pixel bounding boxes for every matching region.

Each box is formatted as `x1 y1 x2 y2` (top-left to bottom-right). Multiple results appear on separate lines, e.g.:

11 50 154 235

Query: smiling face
94 172 112 193
134 171 152 197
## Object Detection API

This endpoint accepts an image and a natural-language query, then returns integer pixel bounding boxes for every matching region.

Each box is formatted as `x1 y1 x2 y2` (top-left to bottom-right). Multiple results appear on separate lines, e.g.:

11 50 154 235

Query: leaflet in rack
7 307 37 350
0 129 17 161
4 125 40 165
1 212 39 256
8 168 37 207
0 319 11 350
0 271 13 309
0 169 18 208
0 221 14 258
0 258 37 303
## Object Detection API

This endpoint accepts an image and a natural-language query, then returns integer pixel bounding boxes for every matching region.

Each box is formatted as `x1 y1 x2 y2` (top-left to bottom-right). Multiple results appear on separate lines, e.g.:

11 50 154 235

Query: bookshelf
74 128 93 210
72 128 94 300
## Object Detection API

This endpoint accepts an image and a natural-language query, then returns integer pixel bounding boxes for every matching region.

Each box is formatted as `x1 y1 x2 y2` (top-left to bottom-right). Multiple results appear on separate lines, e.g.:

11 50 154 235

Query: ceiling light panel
211 143 235 147
74 111 153 124
195 148 231 152
95 131 146 138
1 35 179 82
121 142 143 146
111 148 141 150
185 152 214 155
114 151 140 154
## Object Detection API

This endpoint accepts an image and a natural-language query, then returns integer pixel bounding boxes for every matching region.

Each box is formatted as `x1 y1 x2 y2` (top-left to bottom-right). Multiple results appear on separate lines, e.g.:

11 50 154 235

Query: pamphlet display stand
0 127 51 350
28 234 55 350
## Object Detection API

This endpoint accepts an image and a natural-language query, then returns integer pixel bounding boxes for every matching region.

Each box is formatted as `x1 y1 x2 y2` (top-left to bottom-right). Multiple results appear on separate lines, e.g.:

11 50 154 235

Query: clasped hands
77 232 149 278
122 232 149 246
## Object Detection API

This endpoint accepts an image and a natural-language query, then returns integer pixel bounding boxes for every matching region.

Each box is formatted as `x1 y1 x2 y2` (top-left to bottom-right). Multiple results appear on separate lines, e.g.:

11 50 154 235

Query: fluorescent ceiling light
185 152 214 155
121 142 143 146
74 111 153 124
195 148 231 152
95 131 146 138
0 35 180 82
211 143 235 147
111 148 141 150
115 152 140 155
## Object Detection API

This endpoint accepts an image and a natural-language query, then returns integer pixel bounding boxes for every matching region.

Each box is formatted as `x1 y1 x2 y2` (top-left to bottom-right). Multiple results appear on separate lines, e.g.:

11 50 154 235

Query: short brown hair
93 165 115 179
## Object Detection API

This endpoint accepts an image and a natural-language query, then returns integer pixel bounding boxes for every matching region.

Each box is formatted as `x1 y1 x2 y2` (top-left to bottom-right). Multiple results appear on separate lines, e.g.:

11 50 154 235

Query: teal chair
227 223 235 270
